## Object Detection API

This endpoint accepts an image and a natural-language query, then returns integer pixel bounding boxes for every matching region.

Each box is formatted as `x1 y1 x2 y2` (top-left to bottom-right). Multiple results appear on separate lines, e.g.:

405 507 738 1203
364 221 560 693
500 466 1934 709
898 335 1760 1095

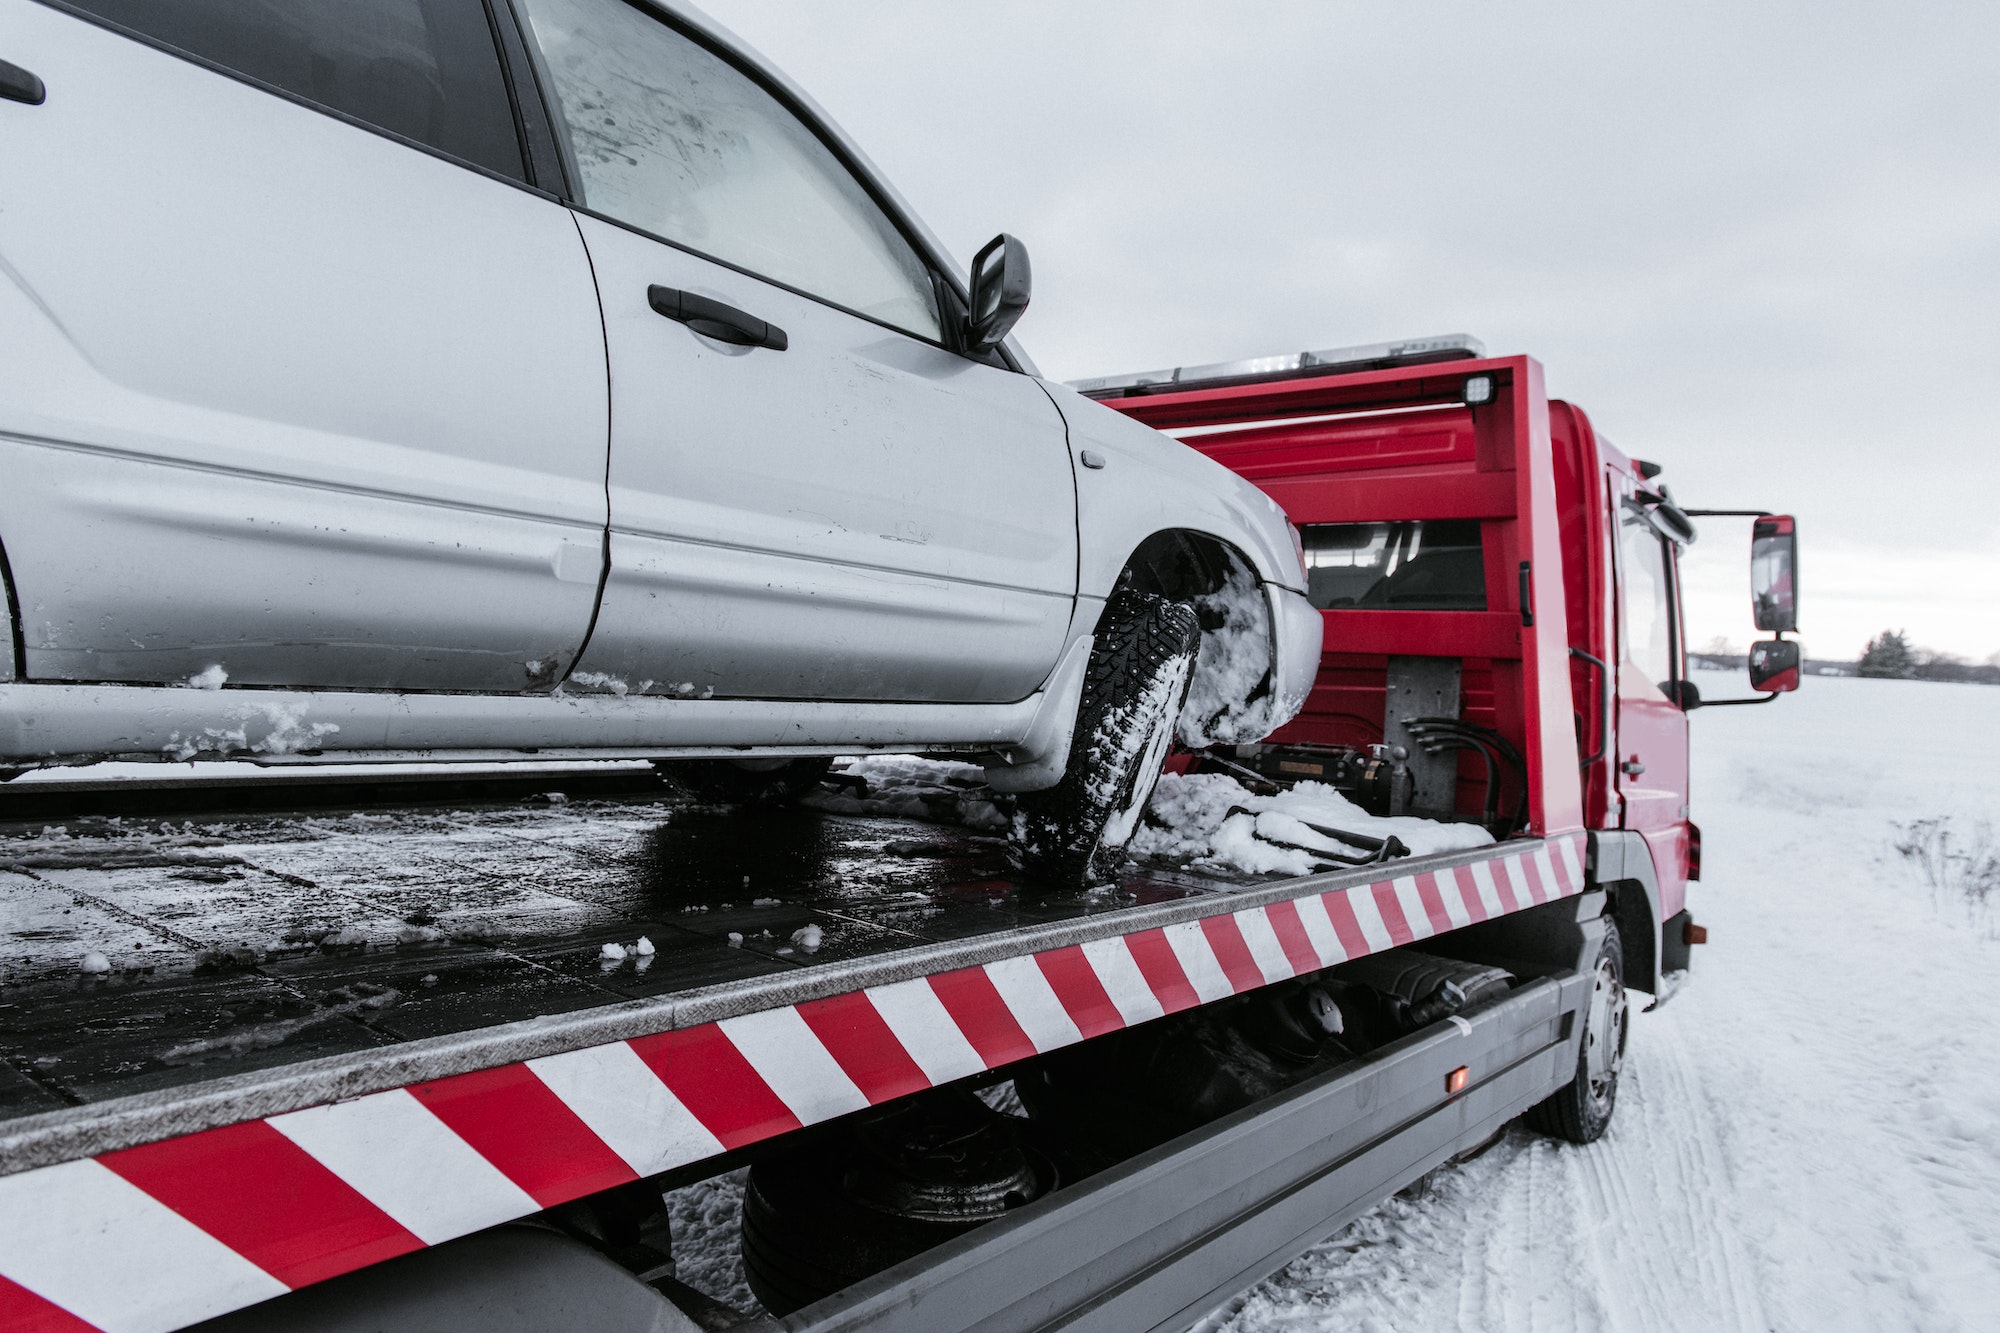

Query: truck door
517 0 1077 703
1613 479 1692 915
0 0 610 692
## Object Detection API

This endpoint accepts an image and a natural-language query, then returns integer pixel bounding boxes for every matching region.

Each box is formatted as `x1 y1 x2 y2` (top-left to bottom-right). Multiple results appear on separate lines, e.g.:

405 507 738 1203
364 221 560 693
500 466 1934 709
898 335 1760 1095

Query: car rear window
65 0 525 180
1300 520 1487 611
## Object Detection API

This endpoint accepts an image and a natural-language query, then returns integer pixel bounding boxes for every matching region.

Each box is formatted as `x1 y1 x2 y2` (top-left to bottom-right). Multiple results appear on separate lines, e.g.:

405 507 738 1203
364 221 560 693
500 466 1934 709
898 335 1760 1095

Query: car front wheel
1012 591 1201 887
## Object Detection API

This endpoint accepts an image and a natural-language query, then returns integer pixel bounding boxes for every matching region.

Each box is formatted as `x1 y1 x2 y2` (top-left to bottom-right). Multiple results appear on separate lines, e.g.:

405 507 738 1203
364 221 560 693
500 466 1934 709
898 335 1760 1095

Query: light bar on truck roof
1068 333 1487 398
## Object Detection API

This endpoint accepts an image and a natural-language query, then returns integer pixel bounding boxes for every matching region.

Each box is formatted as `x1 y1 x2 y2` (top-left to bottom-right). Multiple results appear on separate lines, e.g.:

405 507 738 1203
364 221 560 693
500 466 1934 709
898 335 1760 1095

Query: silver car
0 0 1320 880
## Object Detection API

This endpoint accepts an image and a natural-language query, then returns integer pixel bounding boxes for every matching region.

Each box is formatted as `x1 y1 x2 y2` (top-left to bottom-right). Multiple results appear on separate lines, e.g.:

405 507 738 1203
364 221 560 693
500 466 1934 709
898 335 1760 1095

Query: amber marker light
1446 1066 1470 1095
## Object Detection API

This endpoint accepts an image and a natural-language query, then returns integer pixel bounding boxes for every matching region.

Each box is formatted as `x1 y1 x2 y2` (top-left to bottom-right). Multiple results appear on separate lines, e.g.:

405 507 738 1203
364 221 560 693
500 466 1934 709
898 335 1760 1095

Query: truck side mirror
1750 515 1797 632
1748 638 1801 692
966 233 1031 351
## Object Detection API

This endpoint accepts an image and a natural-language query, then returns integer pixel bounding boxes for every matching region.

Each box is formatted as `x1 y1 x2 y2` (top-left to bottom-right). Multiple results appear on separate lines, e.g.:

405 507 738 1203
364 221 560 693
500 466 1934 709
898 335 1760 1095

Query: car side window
63 0 525 180
515 0 944 342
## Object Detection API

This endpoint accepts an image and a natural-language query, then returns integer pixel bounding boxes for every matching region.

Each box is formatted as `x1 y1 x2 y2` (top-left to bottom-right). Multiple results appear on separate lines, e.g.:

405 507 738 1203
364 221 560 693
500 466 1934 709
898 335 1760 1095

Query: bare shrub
1893 817 2000 920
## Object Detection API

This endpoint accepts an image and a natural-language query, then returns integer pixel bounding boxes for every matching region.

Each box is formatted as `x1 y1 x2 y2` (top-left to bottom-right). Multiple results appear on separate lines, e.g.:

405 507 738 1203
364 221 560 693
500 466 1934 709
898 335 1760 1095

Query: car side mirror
966 233 1031 351
1751 515 1797 632
1748 638 1801 692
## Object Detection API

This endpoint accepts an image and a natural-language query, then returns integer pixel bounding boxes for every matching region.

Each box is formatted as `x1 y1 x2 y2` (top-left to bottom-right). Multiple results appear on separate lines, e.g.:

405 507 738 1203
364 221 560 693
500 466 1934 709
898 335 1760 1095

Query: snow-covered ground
1215 674 2000 1333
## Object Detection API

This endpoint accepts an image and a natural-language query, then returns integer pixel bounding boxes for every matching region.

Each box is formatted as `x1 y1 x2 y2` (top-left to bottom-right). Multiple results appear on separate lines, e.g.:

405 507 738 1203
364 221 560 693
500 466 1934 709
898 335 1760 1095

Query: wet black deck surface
0 780 1228 1121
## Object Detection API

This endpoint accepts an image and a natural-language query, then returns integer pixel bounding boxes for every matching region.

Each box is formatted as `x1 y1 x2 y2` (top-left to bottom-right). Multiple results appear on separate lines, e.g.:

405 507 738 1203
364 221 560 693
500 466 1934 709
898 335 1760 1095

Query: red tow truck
0 339 1797 1333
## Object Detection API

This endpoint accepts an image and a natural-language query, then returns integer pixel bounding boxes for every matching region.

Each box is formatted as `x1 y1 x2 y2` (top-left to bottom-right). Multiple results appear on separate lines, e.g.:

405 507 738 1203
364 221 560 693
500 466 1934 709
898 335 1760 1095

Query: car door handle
1620 757 1646 777
647 285 787 351
0 58 46 106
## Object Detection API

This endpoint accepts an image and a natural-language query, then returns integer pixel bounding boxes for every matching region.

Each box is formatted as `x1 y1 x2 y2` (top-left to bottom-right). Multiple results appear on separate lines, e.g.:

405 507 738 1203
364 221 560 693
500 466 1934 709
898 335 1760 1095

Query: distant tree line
1858 630 2000 684
1687 632 1999 684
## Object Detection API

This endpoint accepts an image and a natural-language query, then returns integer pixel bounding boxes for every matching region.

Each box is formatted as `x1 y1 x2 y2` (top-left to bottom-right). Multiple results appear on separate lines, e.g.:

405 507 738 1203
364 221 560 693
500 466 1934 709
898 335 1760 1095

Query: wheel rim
1582 953 1627 1111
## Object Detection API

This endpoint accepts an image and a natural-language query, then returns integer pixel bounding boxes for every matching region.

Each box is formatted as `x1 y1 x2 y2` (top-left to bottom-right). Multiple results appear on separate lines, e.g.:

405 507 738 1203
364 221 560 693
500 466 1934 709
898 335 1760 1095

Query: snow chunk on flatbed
1132 772 1493 876
805 756 1008 832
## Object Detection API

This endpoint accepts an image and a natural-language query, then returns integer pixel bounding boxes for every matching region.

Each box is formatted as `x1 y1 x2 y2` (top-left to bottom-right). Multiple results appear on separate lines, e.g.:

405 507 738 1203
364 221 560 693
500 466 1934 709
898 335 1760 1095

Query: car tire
656 757 834 806
1013 590 1201 886
1526 918 1627 1144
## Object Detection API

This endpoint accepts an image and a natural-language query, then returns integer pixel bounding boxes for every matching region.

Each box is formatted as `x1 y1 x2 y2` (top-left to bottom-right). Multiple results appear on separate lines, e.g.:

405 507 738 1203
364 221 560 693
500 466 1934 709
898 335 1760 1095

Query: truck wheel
741 1097 1057 1314
1012 591 1201 886
1527 919 1628 1144
656 757 833 806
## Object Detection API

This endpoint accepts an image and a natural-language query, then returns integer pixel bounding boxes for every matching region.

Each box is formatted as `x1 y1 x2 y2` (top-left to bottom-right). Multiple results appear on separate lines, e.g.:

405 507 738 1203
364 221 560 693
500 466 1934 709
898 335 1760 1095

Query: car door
1613 479 1692 916
514 0 1077 703
0 0 607 692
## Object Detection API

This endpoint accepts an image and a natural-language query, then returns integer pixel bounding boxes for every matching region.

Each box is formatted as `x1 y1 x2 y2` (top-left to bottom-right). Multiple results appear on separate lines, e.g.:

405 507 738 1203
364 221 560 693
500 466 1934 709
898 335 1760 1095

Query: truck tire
656 757 833 806
1527 918 1627 1143
1013 591 1200 886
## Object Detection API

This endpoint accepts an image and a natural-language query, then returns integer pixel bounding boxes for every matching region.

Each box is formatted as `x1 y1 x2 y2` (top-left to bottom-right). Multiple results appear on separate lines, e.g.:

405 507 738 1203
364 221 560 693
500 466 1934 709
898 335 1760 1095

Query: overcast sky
704 0 2000 662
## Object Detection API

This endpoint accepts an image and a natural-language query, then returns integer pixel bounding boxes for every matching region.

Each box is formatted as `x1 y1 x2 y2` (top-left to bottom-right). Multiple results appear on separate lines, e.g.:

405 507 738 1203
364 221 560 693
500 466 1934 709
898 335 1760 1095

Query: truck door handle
1620 757 1646 777
0 58 46 106
647 285 787 350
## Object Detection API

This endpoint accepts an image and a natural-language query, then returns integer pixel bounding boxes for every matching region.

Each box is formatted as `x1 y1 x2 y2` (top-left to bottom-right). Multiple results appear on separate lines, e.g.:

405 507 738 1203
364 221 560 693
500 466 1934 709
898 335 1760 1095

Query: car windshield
1300 520 1487 611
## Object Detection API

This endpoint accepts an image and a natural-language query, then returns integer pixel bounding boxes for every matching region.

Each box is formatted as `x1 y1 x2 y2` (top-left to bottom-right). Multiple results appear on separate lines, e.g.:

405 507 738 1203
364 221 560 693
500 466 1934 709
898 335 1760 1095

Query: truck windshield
1299 520 1486 611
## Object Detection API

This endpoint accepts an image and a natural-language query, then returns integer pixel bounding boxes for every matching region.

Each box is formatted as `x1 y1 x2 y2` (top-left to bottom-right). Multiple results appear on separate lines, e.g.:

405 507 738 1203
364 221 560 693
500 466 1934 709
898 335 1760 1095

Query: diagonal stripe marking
1233 908 1297 983
1035 945 1128 1039
1292 892 1348 966
409 1063 635 1209
1433 869 1474 929
926 967 1037 1069
1079 936 1167 1027
718 1007 871 1125
0 1158 287 1333
1558 834 1586 891
1122 927 1201 1013
1345 883 1398 953
100 1118 419 1290
796 990 934 1105
1371 881 1416 945
1262 900 1323 976
864 977 988 1086
1535 845 1565 900
1469 858 1507 917
0 1274 99 1333
1390 875 1436 939
629 1025 800 1152
1198 915 1266 992
983 955 1084 1052
269 1090 538 1247
1162 920 1235 1002
530 1041 725 1176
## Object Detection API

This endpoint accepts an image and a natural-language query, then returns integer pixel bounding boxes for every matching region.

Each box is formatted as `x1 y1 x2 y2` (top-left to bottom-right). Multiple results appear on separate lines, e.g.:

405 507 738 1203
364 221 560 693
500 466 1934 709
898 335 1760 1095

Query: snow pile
665 1170 759 1313
1130 772 1493 876
803 756 1009 832
1179 565 1289 748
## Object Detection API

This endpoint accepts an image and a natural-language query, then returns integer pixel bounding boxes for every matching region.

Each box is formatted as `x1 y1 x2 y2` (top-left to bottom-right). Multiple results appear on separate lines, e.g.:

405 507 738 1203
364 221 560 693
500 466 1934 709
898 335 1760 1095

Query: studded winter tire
1012 590 1201 887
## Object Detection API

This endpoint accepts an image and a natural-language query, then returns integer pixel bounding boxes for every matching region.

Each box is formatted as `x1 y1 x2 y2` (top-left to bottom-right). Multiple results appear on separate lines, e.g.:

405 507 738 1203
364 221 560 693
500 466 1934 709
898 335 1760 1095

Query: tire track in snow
1564 1011 1767 1333
1217 1010 1766 1333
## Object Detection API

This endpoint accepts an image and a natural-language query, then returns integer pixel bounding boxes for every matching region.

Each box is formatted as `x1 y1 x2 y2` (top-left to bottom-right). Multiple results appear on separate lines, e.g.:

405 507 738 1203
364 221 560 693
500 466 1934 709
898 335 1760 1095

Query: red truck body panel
1097 353 1691 909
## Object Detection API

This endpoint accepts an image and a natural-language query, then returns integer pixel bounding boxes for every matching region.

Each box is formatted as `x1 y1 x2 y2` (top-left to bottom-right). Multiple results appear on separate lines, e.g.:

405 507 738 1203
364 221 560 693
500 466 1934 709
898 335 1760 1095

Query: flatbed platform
0 770 1589 1333
1 777 1229 1131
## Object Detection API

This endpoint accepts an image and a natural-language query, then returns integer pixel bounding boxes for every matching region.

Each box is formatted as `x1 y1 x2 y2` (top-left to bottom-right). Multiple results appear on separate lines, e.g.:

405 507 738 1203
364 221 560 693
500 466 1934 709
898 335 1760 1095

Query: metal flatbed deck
0 776 1224 1136
0 771 1592 1333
